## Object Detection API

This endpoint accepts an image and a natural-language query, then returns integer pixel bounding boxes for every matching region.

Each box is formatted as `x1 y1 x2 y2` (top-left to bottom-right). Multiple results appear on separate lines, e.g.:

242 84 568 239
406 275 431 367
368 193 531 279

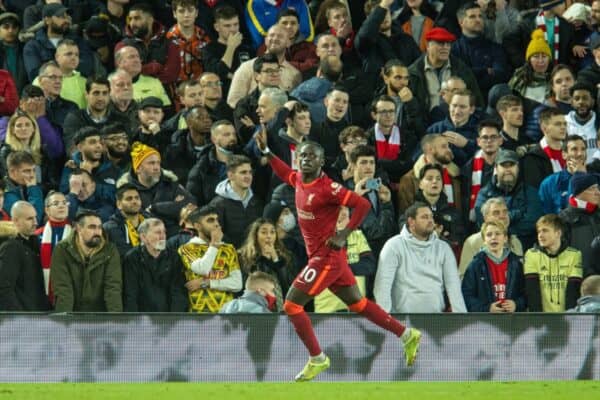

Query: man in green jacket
50 210 122 312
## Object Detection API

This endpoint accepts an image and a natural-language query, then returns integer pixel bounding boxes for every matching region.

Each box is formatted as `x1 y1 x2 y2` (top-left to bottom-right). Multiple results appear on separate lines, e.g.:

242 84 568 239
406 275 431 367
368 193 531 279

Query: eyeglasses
261 68 281 75
41 75 63 81
479 135 501 141
376 109 395 115
202 81 223 87
49 201 69 207
104 134 129 142
345 139 367 145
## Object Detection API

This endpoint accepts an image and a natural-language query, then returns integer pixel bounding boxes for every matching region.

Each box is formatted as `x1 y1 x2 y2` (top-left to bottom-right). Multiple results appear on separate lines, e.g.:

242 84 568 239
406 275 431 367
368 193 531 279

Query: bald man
0 201 51 311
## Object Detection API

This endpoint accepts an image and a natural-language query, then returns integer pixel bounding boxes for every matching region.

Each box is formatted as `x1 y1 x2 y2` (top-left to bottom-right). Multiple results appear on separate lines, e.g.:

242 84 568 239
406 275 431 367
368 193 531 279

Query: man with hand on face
130 97 170 154
66 168 115 223
220 271 278 313
122 218 188 312
178 205 242 313
50 210 122 312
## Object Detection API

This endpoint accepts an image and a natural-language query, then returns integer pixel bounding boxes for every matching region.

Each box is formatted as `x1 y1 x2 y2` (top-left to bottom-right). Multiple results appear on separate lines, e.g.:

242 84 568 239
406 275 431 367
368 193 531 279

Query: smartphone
365 178 381 191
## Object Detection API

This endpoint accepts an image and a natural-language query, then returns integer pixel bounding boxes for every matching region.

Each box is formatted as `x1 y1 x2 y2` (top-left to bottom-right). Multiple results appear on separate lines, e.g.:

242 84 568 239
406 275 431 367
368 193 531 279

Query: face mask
154 240 166 251
217 145 234 156
264 293 277 311
279 213 296 232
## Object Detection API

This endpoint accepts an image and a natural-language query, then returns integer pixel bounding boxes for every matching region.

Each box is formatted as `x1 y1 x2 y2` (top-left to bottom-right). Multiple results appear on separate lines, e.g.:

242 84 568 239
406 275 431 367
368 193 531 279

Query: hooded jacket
219 290 271 313
374 225 466 313
50 232 122 312
572 295 600 312
209 180 264 248
186 145 227 206
560 205 600 277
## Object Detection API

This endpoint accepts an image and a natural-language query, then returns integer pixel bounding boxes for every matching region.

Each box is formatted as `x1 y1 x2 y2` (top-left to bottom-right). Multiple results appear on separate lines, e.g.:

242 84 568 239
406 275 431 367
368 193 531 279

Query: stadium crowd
1 0 600 315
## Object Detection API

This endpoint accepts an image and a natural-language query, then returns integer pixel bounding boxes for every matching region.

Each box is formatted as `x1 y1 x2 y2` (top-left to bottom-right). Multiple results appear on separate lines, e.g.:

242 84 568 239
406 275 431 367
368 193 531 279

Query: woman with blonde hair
238 218 298 311
0 111 43 180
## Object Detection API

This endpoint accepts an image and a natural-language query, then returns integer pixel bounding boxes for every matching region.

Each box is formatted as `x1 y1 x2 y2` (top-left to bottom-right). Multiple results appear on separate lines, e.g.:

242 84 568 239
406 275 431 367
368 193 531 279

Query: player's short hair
404 201 431 221
226 154 252 173
339 126 368 145
562 134 586 152
480 220 508 240
536 214 565 234
297 140 325 157
581 275 600 296
418 163 443 181
349 145 376 164
245 271 278 291
496 95 522 113
481 197 507 217
188 205 219 224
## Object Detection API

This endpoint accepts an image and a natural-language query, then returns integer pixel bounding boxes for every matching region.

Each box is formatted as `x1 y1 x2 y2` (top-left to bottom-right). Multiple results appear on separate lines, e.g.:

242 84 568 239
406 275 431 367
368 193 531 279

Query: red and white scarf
469 150 485 222
442 167 455 206
375 124 401 160
40 220 72 299
536 11 559 64
540 137 565 172
569 195 598 214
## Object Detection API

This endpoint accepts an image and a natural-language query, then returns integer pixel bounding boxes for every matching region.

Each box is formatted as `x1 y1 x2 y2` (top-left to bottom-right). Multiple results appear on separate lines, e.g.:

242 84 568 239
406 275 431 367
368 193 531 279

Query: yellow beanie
131 141 160 172
525 29 552 61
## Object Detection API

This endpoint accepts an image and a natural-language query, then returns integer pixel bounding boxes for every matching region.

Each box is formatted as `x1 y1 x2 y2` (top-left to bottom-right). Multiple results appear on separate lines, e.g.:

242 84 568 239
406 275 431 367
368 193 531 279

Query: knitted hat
571 173 599 196
263 201 286 224
131 141 160 172
539 0 565 11
525 29 552 61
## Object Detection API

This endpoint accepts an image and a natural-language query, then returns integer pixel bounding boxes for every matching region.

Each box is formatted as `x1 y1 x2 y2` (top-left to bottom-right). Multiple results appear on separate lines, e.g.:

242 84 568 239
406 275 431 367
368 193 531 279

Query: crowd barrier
0 313 598 382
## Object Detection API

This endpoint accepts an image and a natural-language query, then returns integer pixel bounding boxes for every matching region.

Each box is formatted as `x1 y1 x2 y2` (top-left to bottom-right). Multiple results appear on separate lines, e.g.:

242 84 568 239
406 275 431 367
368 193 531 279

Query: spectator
354 0 421 75
459 197 524 279
329 125 369 183
475 149 544 249
525 214 582 312
539 135 587 214
0 69 18 117
35 191 71 300
476 0 521 45
408 27 483 122
397 0 437 52
508 30 552 105
49 39 87 109
227 24 301 108
374 202 467 312
199 72 233 122
522 107 567 189
462 119 503 225
50 209 122 312
62 76 129 154
186 120 240 206
178 205 243 313
367 95 418 181
117 141 195 236
261 200 306 266
82 13 121 73
163 79 204 135
103 183 148 259
560 172 600 277
0 13 27 92
398 134 461 214
219 271 278 313
461 220 527 312
66 168 115 222
451 2 510 96
114 46 171 106
428 75 467 125
115 2 180 87
0 202 51 311
122 218 188 312
562 3 594 69
3 151 44 225
564 83 598 162
166 203 197 251
23 3 96 80
107 69 139 132
496 95 530 151
101 123 131 176
209 154 263 248
571 275 600 312
36 61 78 132
578 36 600 88
201 5 253 97
166 0 211 83
315 1 357 64
238 218 297 311
130 97 170 154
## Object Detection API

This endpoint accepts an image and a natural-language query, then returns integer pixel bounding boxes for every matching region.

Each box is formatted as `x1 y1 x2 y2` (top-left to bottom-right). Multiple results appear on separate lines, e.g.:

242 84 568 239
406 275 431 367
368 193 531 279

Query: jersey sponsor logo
297 208 315 220
331 182 342 195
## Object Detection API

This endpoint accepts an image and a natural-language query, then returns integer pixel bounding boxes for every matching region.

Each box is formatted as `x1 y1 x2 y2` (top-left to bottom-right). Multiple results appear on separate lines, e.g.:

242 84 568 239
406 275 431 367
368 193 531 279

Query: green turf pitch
0 381 597 400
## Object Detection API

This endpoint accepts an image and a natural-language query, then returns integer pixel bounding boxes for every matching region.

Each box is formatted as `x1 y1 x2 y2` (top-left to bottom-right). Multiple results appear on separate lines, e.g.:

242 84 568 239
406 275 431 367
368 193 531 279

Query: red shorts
292 249 357 296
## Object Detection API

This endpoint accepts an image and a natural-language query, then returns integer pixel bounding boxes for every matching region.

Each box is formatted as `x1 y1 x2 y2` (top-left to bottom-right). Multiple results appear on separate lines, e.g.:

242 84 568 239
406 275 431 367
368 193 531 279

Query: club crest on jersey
307 193 315 205
331 182 342 195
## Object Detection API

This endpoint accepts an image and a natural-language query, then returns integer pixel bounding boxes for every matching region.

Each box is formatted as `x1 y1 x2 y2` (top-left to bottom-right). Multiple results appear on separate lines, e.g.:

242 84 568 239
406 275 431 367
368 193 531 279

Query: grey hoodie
219 291 271 314
374 225 466 313
214 179 254 208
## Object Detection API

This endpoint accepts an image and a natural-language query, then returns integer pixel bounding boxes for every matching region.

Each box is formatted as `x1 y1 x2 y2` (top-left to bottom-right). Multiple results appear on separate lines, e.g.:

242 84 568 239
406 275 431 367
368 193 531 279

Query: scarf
442 167 454 206
125 215 145 247
569 195 598 214
540 137 565 172
375 123 401 160
536 11 559 64
469 150 485 222
40 220 72 300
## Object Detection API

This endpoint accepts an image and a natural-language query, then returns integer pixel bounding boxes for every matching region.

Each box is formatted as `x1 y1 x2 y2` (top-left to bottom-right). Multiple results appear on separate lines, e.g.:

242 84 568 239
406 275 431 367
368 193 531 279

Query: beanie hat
571 173 599 196
525 29 552 61
131 141 160 172
539 0 565 12
263 201 286 224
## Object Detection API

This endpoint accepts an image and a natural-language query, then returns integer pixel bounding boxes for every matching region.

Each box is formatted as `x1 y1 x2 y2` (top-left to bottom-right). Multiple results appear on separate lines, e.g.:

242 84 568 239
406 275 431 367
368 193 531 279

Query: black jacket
164 129 207 186
560 205 600 277
103 211 151 259
186 145 228 206
46 96 78 133
233 89 261 144
309 117 349 167
522 144 553 189
122 245 188 312
63 108 131 154
0 230 51 311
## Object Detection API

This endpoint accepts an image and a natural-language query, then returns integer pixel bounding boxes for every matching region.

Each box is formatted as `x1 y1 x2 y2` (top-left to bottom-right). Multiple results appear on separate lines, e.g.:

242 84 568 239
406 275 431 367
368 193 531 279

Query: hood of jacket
214 179 254 208
124 20 166 43
292 77 332 102
0 221 17 243
398 224 437 249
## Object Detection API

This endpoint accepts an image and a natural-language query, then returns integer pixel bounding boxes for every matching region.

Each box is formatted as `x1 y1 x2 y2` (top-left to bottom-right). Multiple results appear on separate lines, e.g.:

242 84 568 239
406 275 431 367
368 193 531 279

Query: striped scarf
126 215 145 247
569 195 597 214
536 11 559 64
442 167 454 206
375 123 401 160
40 220 72 300
469 150 485 222
540 137 565 172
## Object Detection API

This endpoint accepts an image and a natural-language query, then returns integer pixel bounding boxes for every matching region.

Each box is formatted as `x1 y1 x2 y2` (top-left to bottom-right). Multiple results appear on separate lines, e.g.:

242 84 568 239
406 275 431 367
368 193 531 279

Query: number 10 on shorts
300 266 317 282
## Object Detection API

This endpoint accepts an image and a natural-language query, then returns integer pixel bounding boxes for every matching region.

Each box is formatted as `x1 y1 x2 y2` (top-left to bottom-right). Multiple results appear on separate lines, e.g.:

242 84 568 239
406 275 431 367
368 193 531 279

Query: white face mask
154 240 166 251
279 213 296 232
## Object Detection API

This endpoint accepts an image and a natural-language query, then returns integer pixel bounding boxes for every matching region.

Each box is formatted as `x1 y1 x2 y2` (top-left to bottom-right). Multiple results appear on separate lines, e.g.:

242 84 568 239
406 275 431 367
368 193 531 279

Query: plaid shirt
166 25 211 82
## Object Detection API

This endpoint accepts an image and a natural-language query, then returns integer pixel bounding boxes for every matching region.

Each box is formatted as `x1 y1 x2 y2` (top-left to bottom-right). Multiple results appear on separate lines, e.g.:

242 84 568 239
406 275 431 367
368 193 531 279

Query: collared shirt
424 56 451 110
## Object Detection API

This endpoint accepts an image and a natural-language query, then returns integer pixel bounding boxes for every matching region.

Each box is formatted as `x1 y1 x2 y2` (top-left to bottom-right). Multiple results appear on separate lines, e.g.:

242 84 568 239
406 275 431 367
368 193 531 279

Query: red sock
358 299 406 337
287 311 322 356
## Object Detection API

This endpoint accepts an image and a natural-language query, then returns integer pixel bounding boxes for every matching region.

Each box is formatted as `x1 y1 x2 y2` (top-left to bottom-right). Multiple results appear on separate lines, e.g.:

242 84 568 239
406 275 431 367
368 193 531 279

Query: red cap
424 27 456 43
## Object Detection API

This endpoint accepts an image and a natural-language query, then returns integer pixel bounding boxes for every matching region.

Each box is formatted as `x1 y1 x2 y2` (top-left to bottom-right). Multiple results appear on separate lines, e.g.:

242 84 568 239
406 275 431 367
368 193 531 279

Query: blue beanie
571 173 599 196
